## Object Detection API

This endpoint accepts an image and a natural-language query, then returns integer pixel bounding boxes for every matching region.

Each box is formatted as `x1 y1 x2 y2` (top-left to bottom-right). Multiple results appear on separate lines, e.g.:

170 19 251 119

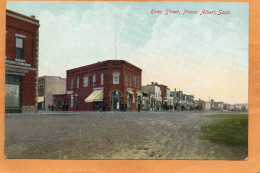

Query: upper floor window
113 72 119 84
83 76 88 87
16 37 24 59
125 73 128 85
93 74 96 86
134 76 136 87
71 78 73 89
101 73 104 85
137 77 140 89
129 74 132 86
76 77 79 88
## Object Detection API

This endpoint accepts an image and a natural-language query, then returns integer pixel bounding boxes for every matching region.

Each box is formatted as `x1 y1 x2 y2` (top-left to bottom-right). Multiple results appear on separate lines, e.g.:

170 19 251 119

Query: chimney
31 15 35 18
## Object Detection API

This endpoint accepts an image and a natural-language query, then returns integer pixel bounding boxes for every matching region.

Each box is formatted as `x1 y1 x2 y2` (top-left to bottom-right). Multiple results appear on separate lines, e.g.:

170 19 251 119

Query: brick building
5 10 40 113
38 76 66 111
54 60 142 111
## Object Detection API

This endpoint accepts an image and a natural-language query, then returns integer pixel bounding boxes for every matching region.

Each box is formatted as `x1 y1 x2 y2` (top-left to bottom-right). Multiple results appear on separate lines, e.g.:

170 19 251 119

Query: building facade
5 10 40 113
54 60 142 111
38 76 66 111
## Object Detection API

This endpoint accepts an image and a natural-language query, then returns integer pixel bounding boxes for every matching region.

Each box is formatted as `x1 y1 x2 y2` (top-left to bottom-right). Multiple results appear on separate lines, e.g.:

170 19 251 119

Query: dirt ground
4 111 248 160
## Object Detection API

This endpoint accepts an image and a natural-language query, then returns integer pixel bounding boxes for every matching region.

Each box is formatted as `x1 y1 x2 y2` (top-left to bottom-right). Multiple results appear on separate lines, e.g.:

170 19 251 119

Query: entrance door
75 95 78 110
126 92 131 111
110 91 122 111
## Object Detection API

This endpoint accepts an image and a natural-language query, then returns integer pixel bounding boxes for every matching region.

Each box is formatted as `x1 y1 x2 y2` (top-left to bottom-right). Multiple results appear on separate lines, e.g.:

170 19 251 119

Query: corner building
64 60 142 111
5 10 40 113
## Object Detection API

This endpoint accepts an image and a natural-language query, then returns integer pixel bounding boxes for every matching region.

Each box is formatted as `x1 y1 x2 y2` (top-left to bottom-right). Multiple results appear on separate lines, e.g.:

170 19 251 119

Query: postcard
4 0 248 162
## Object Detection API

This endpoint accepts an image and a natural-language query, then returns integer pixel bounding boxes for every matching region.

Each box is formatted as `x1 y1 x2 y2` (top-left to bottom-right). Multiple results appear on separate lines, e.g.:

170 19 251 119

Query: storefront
110 90 122 111
5 74 23 113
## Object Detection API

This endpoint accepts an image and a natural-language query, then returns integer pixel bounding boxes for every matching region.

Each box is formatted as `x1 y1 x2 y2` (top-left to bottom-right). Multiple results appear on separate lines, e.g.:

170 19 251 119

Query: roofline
67 60 142 73
6 9 40 26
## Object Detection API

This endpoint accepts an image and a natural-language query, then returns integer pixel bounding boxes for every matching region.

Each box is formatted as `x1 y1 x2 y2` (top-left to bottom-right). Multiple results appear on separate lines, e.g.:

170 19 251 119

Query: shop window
16 37 24 60
71 95 74 108
113 72 119 84
83 76 88 87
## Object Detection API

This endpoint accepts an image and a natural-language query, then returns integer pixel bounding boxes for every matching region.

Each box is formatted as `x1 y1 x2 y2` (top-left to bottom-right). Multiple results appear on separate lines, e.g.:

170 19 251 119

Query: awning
85 89 104 102
126 89 134 95
136 91 142 97
38 96 44 103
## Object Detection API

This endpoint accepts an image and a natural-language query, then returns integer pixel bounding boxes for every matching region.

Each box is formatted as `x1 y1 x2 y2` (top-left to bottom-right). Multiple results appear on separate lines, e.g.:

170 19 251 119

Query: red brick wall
6 15 39 68
6 10 39 111
22 70 36 106
66 60 142 111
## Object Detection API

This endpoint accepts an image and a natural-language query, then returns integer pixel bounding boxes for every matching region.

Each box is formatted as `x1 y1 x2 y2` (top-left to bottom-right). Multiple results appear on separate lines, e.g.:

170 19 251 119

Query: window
83 76 88 87
134 76 136 87
129 74 132 86
125 73 128 85
71 78 73 89
137 77 140 89
93 74 96 86
71 95 74 108
113 72 119 84
16 37 24 59
76 77 79 88
101 73 104 85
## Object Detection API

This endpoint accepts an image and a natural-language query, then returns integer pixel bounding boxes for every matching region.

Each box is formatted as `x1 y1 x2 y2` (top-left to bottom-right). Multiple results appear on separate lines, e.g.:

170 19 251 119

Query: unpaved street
5 111 248 160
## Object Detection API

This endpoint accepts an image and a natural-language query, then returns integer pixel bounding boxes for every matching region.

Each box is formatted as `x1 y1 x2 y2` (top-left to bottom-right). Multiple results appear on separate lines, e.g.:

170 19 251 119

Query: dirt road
5 111 248 160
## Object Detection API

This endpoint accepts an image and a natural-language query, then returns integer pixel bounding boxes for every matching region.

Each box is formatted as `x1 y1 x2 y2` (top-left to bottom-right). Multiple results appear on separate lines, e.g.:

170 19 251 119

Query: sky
7 1 249 104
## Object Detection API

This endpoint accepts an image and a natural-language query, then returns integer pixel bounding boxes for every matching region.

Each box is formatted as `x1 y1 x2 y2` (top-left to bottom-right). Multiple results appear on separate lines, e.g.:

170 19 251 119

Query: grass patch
202 114 248 147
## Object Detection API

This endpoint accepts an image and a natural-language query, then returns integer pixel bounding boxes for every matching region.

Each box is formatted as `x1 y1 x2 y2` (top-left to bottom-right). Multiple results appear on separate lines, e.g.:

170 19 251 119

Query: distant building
142 82 162 111
217 102 224 111
5 10 40 113
184 94 194 110
205 101 211 110
38 76 66 111
194 99 205 110
233 104 248 111
223 103 231 111
54 60 142 111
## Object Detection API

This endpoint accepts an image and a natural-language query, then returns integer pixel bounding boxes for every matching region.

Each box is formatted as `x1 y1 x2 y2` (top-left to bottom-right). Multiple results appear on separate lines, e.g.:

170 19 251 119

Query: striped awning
126 89 134 95
85 89 103 102
136 91 142 97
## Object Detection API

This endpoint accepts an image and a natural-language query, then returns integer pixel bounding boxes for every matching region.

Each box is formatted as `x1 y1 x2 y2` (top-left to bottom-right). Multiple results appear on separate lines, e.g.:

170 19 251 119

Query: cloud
37 2 248 104
129 13 248 103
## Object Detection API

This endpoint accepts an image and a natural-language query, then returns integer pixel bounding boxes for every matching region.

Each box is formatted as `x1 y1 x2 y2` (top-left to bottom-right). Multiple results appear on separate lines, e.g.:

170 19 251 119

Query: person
51 104 54 111
48 104 50 111
103 105 106 112
66 103 69 111
125 102 127 112
100 103 102 113
138 102 141 112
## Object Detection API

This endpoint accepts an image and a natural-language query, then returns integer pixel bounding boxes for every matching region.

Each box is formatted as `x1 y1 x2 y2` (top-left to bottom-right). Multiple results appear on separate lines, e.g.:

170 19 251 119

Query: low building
205 101 211 110
38 76 66 111
5 10 40 113
217 102 224 111
170 89 185 110
54 60 142 111
142 82 162 111
194 99 205 110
